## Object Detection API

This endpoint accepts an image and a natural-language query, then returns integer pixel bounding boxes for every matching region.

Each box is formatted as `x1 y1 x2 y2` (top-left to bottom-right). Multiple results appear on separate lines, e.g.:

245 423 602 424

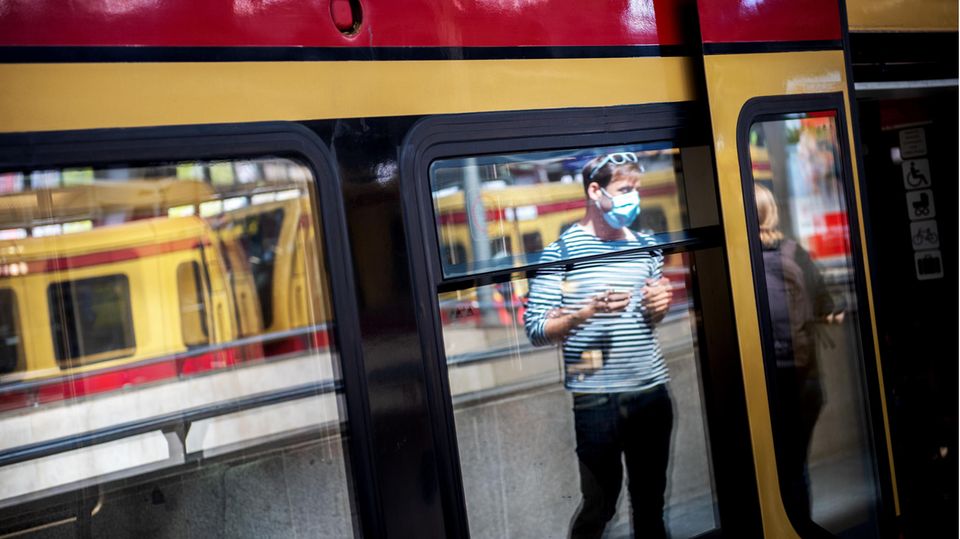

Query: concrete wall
31 438 354 539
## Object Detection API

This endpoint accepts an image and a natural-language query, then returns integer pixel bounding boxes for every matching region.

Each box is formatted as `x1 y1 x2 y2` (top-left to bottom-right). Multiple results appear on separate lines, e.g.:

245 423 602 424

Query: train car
0 215 235 387
0 0 953 538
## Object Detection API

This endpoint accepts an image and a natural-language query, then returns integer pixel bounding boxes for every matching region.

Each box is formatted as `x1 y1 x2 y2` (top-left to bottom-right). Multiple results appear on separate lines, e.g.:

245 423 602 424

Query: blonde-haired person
754 183 844 520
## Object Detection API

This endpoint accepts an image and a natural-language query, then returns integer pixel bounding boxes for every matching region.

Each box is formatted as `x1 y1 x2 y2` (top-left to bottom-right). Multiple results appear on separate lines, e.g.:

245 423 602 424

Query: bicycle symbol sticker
902 158 931 190
905 189 936 221
915 250 943 281
910 220 939 250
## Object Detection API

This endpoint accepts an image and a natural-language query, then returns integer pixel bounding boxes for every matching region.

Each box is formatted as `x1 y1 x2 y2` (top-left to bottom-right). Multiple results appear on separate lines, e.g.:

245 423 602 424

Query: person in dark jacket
754 183 845 520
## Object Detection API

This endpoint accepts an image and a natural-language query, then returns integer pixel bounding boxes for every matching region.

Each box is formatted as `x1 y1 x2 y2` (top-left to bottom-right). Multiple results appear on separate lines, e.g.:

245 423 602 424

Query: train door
694 1 898 536
847 7 958 535
402 105 765 537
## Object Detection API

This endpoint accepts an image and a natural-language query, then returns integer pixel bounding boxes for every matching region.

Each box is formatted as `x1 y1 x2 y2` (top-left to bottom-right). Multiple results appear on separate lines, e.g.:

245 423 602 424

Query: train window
440 252 718 538
744 109 883 535
442 242 467 267
236 208 284 330
0 152 355 538
48 275 136 365
177 261 209 347
522 231 543 253
0 289 22 374
430 143 698 278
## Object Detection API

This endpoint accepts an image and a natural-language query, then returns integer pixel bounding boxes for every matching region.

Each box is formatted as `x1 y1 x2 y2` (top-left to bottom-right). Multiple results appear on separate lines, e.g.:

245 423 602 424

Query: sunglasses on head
588 152 638 180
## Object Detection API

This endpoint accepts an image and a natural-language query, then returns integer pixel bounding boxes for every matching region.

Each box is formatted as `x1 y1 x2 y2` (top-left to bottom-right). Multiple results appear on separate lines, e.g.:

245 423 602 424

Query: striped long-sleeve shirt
523 223 668 393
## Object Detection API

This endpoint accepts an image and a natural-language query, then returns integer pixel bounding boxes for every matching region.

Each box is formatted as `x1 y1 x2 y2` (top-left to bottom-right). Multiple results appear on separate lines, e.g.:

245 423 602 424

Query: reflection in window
236 208 285 330
48 275 136 365
430 144 688 278
177 261 210 348
747 112 881 536
0 157 354 538
441 248 717 537
0 290 22 374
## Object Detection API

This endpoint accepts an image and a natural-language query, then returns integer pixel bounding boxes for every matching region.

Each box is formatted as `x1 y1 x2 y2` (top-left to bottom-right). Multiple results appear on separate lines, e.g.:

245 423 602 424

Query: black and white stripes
524 224 668 393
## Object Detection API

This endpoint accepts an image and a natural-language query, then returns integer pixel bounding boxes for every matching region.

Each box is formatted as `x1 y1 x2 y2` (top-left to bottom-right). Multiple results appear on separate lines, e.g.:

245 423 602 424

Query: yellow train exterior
1 216 232 380
0 0 952 535
0 181 326 388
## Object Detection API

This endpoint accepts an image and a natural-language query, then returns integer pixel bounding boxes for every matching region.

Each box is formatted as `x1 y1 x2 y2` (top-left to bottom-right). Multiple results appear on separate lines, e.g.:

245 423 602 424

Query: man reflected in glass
524 153 674 538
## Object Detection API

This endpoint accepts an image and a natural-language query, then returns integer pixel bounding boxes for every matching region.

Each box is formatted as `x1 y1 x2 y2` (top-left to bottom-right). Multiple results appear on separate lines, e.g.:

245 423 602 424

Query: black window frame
401 103 762 538
0 122 379 539
736 92 897 537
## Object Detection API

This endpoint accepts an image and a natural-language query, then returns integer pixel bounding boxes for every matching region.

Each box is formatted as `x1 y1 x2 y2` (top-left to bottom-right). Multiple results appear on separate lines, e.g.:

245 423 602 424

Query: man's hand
641 277 672 324
585 290 632 315
542 290 631 343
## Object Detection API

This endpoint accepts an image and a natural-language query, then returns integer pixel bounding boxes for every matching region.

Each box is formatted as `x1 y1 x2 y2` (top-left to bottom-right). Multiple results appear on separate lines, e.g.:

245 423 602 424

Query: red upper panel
696 0 841 44
0 0 685 48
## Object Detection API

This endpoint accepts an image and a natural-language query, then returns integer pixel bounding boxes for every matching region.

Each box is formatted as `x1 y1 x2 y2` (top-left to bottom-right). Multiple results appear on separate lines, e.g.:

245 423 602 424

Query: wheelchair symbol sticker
902 159 931 190
905 189 936 221
910 220 939 250
915 250 943 280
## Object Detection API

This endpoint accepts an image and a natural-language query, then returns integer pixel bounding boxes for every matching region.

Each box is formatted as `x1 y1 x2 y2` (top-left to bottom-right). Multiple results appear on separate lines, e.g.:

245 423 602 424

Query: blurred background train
0 0 955 538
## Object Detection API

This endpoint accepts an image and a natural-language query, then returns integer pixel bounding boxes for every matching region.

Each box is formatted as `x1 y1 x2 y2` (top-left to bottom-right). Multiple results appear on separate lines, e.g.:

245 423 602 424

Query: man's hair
582 157 642 195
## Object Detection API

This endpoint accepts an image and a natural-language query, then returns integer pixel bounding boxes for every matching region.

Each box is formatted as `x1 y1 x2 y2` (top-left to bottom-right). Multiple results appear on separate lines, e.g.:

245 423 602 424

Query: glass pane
748 112 882 536
442 253 718 538
0 158 355 537
0 289 22 374
177 261 210 347
431 144 711 278
48 274 136 365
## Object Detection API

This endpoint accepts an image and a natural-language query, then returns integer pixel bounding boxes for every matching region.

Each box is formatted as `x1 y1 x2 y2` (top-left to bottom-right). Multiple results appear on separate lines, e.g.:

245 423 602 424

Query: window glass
441 254 717 537
0 157 354 538
48 275 135 365
0 289 21 374
233 208 284 330
747 112 882 536
177 261 209 347
431 144 697 278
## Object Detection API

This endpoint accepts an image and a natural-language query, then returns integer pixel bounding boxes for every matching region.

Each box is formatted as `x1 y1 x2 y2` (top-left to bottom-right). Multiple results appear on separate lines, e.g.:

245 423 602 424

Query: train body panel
0 0 948 536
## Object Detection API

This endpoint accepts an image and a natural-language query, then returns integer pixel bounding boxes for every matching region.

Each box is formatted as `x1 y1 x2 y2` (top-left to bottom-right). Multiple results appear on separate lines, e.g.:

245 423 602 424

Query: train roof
0 180 214 229
0 216 212 263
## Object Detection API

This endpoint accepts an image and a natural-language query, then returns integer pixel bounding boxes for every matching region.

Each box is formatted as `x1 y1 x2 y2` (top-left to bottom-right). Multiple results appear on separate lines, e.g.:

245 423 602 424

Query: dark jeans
570 385 673 539
774 367 824 521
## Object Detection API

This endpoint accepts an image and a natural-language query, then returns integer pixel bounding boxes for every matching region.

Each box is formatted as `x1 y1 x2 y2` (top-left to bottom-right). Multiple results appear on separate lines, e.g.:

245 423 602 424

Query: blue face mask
597 188 640 229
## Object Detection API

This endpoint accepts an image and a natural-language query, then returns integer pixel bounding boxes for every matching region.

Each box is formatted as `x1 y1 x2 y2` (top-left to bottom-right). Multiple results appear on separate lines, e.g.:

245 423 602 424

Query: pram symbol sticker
905 189 936 221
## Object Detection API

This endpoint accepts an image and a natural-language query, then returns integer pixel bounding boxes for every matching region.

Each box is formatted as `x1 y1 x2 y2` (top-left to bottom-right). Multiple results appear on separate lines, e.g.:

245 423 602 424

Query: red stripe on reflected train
24 238 209 275
0 330 331 412
0 0 682 48
437 184 678 226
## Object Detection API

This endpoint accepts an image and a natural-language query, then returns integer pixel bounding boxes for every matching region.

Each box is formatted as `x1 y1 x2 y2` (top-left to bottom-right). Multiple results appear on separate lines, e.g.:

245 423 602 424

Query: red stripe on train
0 0 681 48
0 330 330 412
24 238 210 275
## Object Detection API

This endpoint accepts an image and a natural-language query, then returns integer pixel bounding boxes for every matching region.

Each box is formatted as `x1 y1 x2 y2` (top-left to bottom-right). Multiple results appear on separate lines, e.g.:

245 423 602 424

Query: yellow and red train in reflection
0 172 330 410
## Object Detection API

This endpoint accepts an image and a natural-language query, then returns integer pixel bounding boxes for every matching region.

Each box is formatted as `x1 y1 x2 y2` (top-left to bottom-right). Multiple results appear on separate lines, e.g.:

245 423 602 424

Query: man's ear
586 181 603 202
